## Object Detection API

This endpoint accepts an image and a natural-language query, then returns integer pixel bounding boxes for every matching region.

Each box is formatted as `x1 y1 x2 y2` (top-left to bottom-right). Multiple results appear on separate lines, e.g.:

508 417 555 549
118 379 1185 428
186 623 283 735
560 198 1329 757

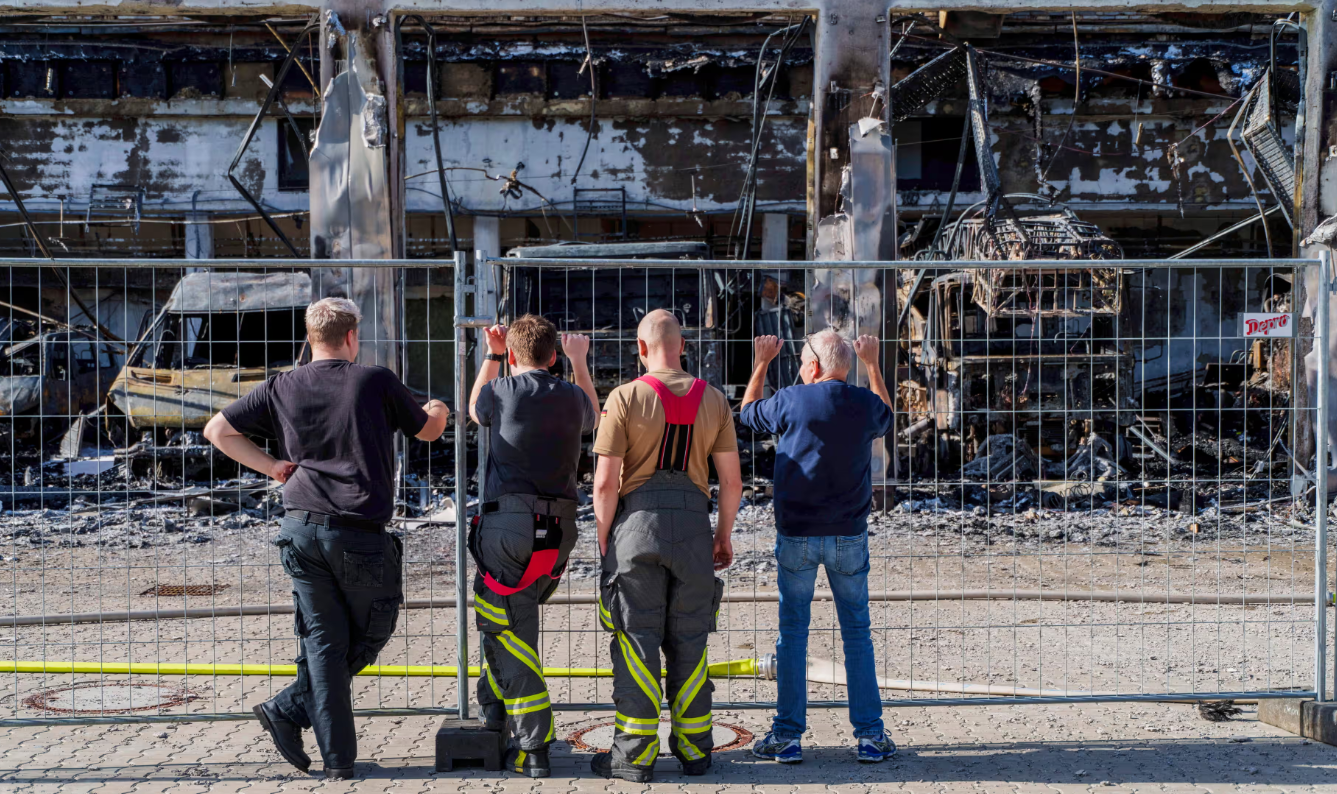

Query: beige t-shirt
593 369 737 498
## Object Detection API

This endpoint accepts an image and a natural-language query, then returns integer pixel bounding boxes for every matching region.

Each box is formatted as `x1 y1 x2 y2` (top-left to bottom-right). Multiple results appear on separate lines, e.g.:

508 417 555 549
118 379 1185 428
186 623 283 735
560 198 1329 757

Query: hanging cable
399 15 459 253
729 16 809 260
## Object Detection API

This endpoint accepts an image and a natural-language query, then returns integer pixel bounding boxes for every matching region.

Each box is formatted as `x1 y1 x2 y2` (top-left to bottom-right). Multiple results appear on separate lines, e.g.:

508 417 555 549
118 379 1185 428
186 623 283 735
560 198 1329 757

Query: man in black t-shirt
465 314 598 777
203 297 449 779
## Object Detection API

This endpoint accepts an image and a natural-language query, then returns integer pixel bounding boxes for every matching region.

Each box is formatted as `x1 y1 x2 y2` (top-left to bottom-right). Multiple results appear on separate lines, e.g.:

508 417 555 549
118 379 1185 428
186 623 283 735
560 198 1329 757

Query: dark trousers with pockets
473 494 578 751
269 515 403 770
600 470 723 770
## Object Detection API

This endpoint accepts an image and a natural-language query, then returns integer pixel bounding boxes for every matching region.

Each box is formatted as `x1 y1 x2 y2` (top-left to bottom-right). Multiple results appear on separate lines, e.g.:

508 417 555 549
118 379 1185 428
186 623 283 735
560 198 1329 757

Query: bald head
637 309 682 352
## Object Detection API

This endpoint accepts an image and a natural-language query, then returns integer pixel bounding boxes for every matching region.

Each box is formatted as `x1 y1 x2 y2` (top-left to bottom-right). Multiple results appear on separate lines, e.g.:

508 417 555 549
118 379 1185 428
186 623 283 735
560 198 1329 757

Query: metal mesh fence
0 254 1330 727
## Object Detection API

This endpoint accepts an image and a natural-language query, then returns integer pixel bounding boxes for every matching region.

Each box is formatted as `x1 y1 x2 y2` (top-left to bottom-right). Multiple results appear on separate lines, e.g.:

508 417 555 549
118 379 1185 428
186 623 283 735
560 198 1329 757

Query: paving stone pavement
3 702 1337 793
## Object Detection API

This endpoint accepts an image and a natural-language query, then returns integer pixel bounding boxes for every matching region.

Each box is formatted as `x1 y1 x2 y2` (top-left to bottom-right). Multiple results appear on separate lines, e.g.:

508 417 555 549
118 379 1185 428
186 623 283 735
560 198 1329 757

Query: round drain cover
567 720 752 755
23 682 198 714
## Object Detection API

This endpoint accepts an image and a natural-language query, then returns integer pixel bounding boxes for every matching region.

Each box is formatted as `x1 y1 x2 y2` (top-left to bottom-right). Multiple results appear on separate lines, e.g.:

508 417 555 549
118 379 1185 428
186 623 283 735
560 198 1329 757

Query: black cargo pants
599 470 724 770
471 494 578 751
268 515 403 770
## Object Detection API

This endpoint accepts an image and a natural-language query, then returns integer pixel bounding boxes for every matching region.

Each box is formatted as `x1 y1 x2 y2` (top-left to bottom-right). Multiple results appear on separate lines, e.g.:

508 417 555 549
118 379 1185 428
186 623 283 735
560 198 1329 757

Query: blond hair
305 297 361 347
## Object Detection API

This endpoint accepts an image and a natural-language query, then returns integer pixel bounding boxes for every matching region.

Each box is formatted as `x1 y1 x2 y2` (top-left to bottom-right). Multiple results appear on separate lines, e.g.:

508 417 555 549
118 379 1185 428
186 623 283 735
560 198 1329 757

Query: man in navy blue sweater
738 329 895 764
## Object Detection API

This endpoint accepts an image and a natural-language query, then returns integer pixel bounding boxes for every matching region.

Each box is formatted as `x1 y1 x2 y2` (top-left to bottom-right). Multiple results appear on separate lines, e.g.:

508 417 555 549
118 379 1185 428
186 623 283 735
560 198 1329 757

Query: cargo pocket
351 596 401 671
597 571 617 632
473 585 511 633
343 549 385 588
709 577 725 632
274 537 305 577
291 592 309 637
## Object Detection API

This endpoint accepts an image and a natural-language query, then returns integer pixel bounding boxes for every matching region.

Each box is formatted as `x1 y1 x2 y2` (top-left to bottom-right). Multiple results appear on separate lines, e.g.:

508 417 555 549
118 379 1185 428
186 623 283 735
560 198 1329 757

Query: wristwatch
485 353 506 362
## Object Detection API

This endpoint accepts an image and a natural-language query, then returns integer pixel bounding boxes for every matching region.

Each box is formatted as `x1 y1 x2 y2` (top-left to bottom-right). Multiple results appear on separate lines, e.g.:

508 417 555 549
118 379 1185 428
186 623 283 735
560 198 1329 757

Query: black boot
507 747 551 778
324 767 355 780
677 753 712 776
252 702 311 773
590 751 653 783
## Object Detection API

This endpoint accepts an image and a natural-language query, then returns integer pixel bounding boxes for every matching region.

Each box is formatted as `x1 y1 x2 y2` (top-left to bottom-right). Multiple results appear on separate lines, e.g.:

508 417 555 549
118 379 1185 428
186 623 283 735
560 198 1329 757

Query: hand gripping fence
1 253 1333 727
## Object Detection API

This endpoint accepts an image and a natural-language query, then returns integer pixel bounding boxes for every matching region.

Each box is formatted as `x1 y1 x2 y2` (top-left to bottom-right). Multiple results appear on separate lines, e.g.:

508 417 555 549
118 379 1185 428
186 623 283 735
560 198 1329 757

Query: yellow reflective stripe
598 595 613 630
672 730 705 760
632 738 659 766
514 749 527 769
507 699 551 716
497 631 546 684
615 713 660 735
503 691 551 715
672 713 712 732
545 713 555 743
672 650 709 717
483 661 503 699
615 632 662 704
475 597 509 626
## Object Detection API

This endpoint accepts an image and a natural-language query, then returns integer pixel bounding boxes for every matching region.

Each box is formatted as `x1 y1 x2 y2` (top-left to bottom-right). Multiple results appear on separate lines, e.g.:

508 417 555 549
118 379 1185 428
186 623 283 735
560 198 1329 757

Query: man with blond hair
204 296 449 779
466 314 599 777
590 309 741 782
740 329 896 765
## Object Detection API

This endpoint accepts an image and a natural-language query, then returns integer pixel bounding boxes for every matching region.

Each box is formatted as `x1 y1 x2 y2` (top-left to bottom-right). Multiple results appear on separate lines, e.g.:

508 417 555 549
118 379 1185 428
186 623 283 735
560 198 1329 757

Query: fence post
1317 250 1331 703
453 249 471 720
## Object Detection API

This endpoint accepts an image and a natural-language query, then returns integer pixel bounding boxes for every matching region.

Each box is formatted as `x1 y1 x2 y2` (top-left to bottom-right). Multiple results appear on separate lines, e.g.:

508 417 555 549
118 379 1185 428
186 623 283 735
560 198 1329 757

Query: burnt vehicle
108 271 310 433
0 329 122 439
901 268 1136 478
897 198 1135 477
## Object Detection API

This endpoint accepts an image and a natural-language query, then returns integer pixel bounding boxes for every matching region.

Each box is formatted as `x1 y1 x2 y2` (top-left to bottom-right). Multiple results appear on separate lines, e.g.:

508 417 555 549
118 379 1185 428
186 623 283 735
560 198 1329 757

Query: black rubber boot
677 753 712 776
252 701 311 773
591 751 653 783
324 767 355 780
507 747 551 778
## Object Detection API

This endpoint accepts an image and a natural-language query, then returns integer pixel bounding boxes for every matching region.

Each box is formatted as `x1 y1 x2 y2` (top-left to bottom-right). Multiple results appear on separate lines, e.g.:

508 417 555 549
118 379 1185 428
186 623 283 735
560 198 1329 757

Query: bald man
589 310 742 782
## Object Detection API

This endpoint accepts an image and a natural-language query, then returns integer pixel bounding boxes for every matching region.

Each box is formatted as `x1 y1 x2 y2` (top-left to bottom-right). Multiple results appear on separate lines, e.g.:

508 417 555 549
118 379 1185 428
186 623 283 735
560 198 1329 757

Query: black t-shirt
222 359 429 524
475 370 597 501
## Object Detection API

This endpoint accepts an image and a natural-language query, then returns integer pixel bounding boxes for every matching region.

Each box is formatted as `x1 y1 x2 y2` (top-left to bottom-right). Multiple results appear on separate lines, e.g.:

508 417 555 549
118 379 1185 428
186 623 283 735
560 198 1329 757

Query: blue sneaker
857 733 897 763
752 732 802 763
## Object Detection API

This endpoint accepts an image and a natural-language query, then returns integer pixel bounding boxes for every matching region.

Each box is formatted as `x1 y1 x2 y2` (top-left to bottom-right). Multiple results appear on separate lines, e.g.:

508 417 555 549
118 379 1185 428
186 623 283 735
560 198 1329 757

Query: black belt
479 495 574 518
286 509 385 533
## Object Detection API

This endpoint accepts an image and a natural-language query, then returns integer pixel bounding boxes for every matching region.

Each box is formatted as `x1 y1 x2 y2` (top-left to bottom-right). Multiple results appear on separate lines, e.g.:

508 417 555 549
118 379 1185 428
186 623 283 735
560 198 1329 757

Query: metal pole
453 250 471 720
1316 250 1330 703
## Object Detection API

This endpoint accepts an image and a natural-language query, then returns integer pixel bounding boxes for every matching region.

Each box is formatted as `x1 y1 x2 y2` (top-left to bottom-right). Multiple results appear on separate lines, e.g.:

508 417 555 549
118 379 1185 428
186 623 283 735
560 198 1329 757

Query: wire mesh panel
1 259 463 726
0 255 1330 728
488 255 1329 715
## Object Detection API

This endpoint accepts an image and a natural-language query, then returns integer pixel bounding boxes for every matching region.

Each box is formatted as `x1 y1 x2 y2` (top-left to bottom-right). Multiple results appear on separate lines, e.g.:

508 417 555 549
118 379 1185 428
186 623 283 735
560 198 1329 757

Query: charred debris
0 10 1312 524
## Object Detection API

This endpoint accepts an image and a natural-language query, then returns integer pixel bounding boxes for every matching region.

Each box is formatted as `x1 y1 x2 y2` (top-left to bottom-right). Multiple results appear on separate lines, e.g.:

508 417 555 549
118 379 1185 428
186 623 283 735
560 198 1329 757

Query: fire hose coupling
758 653 778 681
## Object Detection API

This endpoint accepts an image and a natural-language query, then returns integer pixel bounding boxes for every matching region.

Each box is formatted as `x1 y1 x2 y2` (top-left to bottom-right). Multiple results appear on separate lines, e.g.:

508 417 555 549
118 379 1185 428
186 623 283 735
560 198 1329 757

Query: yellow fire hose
0 657 760 679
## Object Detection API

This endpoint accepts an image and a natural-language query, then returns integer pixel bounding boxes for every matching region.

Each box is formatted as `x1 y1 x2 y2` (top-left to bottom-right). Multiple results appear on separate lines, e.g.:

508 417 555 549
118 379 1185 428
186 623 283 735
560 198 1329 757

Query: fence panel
487 254 1330 714
0 255 1329 728
1 259 465 726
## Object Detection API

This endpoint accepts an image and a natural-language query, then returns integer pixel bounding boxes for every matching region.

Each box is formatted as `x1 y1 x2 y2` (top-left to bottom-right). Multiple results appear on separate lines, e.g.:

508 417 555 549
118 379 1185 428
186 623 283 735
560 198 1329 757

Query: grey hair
801 328 853 375
305 297 362 346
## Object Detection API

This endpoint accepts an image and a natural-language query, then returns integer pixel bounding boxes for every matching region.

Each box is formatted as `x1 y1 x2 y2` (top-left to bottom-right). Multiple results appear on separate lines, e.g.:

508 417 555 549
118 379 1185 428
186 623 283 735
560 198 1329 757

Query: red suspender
636 375 707 472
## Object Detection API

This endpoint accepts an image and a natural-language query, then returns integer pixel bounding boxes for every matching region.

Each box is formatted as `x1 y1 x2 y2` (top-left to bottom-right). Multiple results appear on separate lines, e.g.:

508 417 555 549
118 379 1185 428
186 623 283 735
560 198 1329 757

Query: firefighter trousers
472 494 578 751
269 517 403 770
599 471 724 770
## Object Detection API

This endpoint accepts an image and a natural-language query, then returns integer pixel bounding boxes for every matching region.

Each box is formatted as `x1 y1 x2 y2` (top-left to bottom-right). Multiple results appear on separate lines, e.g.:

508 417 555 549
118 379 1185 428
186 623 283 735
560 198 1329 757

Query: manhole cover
140 584 230 597
567 720 752 755
23 682 199 714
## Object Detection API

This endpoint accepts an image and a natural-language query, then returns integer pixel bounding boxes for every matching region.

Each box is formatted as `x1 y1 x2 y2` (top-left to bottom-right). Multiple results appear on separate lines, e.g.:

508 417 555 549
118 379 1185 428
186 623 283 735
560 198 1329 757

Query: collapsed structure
0 3 1332 514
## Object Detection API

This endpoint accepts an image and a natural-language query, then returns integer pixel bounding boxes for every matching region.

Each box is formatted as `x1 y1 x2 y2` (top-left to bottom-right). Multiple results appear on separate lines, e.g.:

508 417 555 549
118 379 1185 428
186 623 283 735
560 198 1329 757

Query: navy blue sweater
739 381 892 536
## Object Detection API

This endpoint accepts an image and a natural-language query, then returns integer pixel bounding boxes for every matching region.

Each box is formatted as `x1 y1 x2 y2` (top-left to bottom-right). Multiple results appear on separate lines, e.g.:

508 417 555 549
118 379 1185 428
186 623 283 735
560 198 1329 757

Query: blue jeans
772 529 884 741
